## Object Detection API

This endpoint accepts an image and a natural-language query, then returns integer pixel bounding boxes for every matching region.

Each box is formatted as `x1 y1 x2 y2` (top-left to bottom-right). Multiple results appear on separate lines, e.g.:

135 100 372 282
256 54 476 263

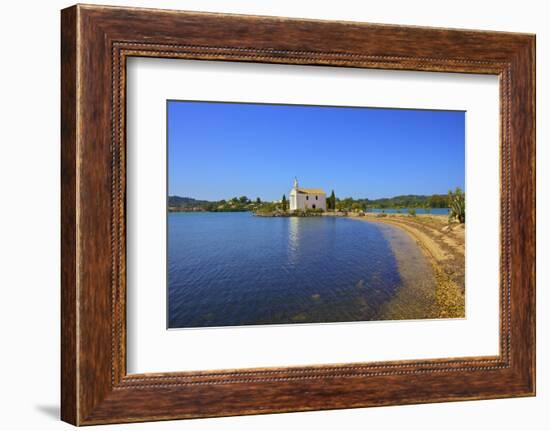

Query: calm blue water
368 208 449 215
168 213 412 328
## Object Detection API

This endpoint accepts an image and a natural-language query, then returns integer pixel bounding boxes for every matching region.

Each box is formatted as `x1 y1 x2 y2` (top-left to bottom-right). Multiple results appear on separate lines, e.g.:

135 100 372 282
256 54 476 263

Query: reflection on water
168 212 436 329
287 216 299 267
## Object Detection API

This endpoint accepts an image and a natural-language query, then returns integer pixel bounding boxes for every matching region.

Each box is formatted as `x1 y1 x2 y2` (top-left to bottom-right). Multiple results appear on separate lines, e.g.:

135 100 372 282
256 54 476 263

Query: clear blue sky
168 100 464 201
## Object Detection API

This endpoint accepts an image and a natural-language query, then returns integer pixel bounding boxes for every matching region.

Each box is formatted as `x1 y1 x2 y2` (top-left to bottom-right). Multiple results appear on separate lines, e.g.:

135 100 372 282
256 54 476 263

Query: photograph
0 0 540 427
167 100 466 329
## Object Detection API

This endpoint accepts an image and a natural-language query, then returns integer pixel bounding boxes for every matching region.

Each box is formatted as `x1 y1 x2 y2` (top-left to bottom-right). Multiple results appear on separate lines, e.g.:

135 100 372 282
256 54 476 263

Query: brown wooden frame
61 4 536 426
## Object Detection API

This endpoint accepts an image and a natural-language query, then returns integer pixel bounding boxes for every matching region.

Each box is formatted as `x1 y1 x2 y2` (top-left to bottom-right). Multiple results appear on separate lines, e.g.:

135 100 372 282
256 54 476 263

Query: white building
288 178 327 211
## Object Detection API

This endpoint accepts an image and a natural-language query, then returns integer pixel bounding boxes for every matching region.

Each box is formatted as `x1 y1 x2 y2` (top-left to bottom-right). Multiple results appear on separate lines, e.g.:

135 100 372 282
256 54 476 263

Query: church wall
293 193 326 211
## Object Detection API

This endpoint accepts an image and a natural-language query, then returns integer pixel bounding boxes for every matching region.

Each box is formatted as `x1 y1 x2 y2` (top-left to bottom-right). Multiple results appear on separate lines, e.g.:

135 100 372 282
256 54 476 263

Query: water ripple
168 212 431 328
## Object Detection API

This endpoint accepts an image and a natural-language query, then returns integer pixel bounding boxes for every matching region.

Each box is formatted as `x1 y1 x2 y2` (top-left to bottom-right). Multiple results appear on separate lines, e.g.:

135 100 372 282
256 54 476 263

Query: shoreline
348 213 465 318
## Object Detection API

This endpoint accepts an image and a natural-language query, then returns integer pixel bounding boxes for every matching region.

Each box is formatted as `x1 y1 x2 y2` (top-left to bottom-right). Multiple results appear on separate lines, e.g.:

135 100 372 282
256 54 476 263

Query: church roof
297 188 326 195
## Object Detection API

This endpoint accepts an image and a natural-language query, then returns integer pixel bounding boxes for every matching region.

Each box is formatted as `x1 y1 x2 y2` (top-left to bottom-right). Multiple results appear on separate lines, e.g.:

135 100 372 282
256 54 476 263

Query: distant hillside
366 194 449 209
168 196 210 208
168 195 255 212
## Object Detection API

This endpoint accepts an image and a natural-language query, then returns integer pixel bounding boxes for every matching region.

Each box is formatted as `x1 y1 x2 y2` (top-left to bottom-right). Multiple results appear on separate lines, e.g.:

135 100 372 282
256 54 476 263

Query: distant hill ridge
168 196 210 207
168 193 451 209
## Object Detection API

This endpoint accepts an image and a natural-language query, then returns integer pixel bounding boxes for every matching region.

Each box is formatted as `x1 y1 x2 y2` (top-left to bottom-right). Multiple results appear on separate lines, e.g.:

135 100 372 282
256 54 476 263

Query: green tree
352 202 365 212
256 197 261 204
428 194 447 208
328 190 336 210
282 194 288 211
342 197 354 210
239 196 249 204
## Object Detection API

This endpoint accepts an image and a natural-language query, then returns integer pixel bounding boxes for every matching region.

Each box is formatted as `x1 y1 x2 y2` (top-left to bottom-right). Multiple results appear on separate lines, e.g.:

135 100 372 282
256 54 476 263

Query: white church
288 178 327 211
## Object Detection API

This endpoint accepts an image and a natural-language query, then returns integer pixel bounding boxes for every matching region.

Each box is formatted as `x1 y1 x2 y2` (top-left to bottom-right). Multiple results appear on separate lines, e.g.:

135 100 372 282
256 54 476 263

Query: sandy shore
348 213 465 318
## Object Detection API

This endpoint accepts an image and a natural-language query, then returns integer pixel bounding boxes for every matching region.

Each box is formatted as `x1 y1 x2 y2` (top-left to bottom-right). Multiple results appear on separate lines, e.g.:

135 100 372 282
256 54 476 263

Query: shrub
408 208 417 217
448 187 465 223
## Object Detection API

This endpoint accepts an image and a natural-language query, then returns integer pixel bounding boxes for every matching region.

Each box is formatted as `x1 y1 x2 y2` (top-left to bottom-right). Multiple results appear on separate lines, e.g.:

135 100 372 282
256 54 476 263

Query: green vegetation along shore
168 189 464 215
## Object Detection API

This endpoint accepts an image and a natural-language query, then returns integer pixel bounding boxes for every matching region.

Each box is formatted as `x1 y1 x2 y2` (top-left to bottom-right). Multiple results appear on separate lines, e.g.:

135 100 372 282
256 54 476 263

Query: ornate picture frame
61 4 535 425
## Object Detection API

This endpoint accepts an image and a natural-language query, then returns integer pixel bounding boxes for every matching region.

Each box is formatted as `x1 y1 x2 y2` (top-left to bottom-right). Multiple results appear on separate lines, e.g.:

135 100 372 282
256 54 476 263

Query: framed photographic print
61 4 536 425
